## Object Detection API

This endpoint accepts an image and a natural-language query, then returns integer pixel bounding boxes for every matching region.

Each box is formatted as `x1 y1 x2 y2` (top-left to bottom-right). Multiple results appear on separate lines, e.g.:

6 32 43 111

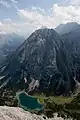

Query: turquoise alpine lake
16 92 43 111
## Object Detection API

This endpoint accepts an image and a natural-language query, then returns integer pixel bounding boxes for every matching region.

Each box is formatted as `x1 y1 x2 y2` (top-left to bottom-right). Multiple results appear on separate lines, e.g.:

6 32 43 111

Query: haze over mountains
0 22 80 95
0 33 25 65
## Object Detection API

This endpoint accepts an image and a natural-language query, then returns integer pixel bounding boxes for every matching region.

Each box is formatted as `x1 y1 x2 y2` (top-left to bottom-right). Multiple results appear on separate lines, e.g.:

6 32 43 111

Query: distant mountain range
0 22 80 95
0 33 25 65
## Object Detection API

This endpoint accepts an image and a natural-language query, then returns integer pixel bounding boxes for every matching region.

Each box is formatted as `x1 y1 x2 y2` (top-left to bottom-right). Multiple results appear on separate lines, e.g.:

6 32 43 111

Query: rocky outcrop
0 106 66 120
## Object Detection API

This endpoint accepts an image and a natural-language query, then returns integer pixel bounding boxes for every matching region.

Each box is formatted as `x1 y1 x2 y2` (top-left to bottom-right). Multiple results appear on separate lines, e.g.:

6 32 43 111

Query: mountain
1 26 80 95
62 26 80 91
0 28 73 95
55 22 80 95
0 33 25 65
55 24 64 34
55 22 80 35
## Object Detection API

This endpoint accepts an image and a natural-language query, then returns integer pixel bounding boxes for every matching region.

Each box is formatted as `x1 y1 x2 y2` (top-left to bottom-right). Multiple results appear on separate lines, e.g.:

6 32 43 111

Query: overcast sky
0 0 80 36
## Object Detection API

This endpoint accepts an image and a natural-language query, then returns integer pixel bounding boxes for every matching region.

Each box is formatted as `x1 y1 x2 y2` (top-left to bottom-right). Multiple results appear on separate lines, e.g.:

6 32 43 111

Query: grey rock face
62 27 80 91
0 28 76 94
55 22 80 94
0 106 69 120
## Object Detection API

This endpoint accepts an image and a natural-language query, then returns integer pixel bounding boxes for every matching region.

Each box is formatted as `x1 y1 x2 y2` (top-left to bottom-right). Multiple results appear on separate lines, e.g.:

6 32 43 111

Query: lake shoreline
16 91 44 111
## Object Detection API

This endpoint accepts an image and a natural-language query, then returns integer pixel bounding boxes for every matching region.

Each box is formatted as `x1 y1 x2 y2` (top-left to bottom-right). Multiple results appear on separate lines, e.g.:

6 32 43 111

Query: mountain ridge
55 22 80 35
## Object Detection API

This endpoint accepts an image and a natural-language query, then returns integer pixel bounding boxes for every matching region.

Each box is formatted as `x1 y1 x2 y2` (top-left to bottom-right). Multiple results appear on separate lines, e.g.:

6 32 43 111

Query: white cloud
18 8 50 26
10 0 17 4
51 4 80 24
0 0 18 8
0 0 80 36
0 0 10 8
0 20 34 37
68 0 80 5
3 18 12 22
0 22 3 26
18 4 80 29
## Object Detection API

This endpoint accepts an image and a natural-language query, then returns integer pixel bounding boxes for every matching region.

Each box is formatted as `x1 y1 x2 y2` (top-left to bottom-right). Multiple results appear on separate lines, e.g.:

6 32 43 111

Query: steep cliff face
55 22 80 94
0 28 75 94
62 27 80 93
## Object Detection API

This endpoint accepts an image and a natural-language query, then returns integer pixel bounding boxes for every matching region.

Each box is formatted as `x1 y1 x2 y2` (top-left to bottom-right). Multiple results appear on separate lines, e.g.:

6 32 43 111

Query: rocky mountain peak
55 22 80 35
0 27 78 95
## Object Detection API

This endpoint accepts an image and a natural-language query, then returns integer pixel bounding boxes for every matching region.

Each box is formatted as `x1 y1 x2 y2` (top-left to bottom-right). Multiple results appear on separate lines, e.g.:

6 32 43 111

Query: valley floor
33 94 73 104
